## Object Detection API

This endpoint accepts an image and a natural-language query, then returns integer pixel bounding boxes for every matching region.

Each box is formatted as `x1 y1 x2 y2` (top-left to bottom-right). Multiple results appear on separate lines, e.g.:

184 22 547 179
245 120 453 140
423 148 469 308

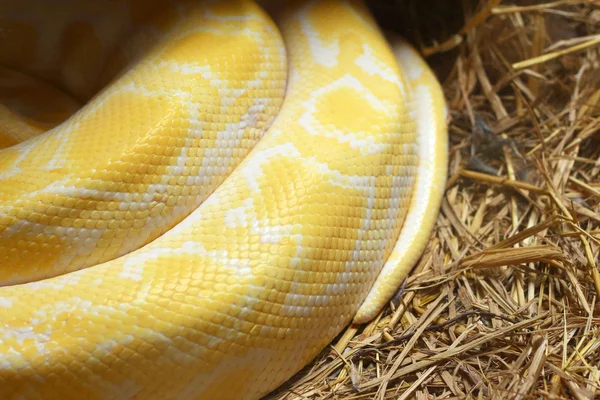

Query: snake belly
0 0 448 399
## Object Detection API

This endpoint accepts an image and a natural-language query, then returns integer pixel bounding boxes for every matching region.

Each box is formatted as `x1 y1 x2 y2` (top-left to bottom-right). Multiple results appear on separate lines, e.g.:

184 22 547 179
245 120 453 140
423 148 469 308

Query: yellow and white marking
0 0 447 399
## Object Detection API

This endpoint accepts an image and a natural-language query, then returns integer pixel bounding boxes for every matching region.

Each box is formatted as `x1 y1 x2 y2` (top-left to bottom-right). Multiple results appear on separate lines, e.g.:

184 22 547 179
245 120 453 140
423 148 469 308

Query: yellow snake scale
0 0 447 398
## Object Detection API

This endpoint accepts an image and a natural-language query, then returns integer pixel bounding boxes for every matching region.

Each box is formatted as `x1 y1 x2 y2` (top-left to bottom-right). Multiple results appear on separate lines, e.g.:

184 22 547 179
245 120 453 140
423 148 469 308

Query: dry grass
267 0 600 399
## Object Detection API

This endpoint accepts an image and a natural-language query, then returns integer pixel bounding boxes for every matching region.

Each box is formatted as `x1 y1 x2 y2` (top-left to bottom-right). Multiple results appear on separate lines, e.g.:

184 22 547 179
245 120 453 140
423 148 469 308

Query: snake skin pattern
0 0 448 399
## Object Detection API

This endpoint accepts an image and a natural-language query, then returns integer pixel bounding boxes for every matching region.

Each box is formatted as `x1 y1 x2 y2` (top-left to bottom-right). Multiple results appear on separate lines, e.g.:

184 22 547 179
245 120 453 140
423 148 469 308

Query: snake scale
0 0 447 399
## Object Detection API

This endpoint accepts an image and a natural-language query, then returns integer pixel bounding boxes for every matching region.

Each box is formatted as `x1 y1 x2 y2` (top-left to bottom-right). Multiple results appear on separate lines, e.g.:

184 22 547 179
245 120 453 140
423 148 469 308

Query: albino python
0 0 447 398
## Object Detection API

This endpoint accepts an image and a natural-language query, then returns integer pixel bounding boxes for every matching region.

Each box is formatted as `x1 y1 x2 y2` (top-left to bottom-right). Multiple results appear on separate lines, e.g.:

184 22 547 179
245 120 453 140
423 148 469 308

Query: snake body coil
0 0 447 399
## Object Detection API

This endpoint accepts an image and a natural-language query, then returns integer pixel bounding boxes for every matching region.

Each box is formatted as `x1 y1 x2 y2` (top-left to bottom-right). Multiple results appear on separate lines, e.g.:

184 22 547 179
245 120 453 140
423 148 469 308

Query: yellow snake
0 0 447 398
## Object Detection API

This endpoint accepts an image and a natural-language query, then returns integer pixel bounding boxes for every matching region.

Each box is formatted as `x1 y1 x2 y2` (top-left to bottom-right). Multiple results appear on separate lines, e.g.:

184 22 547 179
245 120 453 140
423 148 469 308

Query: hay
267 0 600 398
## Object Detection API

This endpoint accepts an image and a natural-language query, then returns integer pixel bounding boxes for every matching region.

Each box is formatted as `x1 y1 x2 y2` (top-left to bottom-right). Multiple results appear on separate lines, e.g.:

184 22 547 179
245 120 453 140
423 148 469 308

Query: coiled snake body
0 0 447 399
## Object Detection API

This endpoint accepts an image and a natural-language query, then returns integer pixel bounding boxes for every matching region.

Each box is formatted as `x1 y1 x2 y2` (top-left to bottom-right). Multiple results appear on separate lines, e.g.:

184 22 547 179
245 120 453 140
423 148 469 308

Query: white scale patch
0 297 90 358
118 247 174 281
298 8 339 68
240 142 301 193
25 270 84 291
355 43 407 96
393 45 425 80
0 139 35 181
224 198 253 229
414 85 438 179
0 297 13 308
298 74 396 156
